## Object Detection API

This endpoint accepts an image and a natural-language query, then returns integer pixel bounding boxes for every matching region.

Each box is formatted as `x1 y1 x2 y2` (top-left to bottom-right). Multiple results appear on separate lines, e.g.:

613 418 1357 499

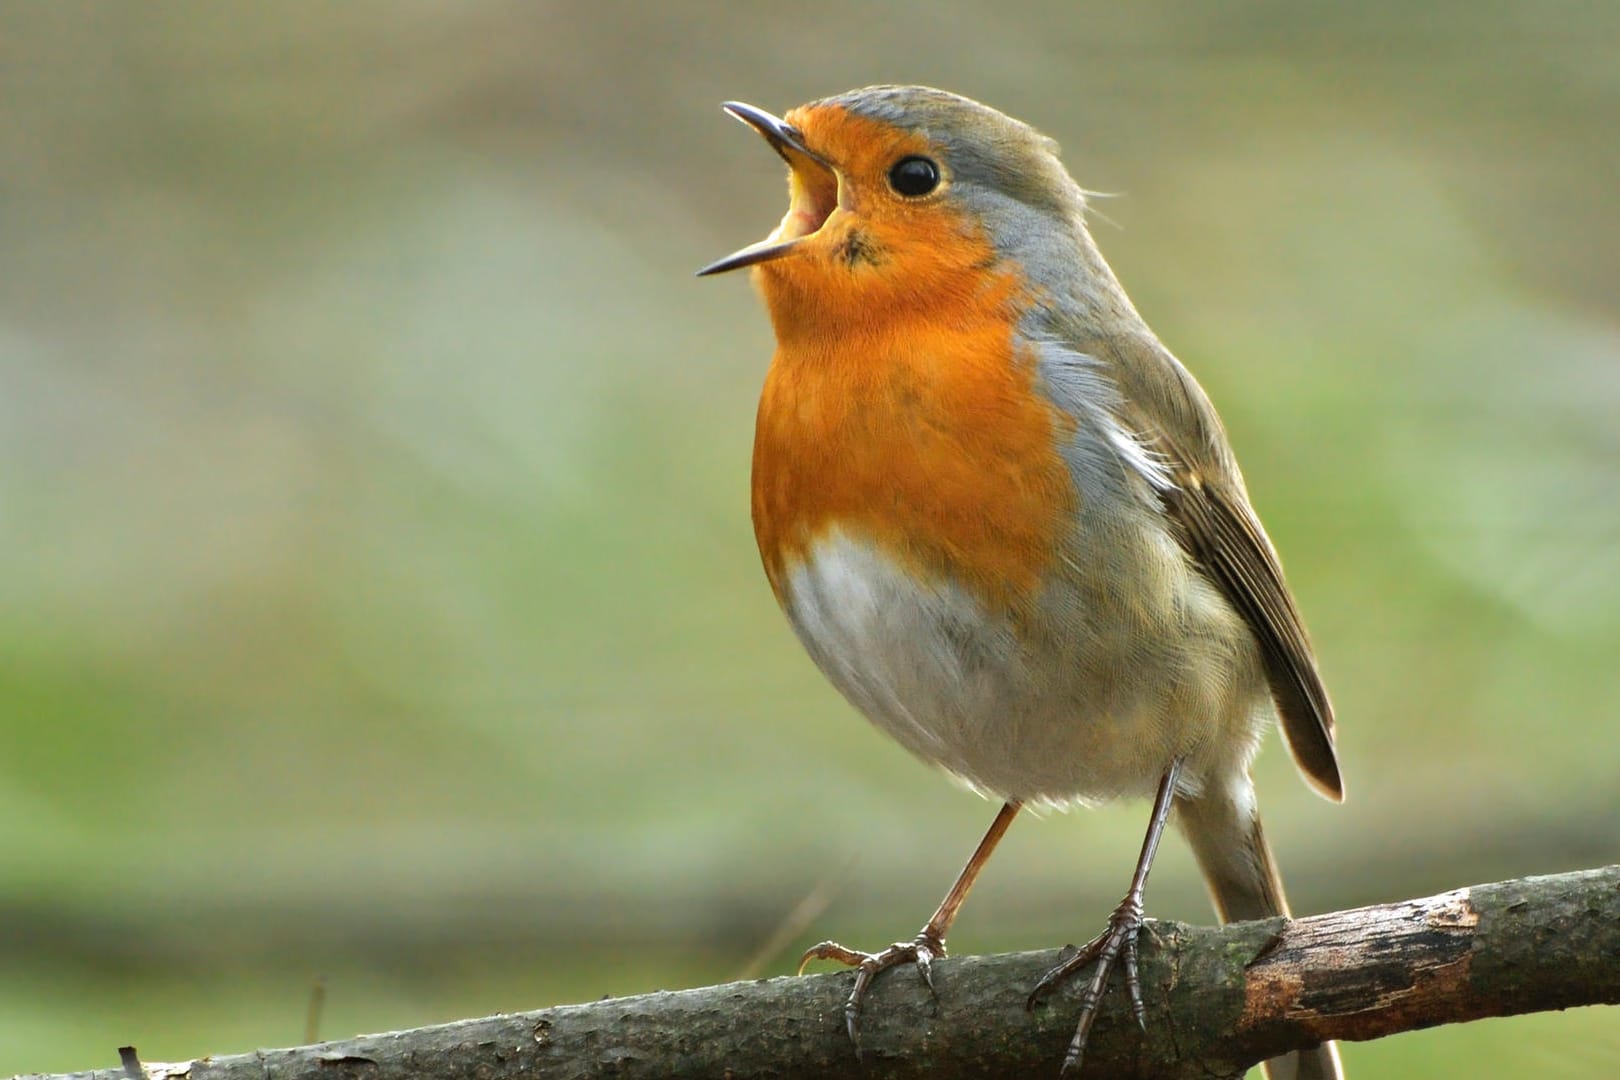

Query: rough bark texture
18 867 1619 1080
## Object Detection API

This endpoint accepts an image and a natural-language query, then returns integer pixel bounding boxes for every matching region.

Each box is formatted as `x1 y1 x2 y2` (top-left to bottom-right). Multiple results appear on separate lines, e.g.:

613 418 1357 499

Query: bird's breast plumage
750 266 1076 616
751 272 1268 803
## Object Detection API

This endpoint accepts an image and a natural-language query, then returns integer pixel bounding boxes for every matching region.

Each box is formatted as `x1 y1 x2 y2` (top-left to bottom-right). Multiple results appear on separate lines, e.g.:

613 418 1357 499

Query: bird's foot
798 928 946 1048
1026 894 1150 1077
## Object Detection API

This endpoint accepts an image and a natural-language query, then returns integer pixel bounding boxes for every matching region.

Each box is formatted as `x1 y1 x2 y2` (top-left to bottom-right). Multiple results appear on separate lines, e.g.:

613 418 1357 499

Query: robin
699 85 1345 1080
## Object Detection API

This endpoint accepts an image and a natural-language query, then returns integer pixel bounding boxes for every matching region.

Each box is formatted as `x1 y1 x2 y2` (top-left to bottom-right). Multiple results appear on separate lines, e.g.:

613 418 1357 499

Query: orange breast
751 267 1077 615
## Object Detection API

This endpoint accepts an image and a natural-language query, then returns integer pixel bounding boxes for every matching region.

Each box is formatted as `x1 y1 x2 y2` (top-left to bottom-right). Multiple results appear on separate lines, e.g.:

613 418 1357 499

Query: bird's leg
799 799 1021 1047
1027 759 1184 1077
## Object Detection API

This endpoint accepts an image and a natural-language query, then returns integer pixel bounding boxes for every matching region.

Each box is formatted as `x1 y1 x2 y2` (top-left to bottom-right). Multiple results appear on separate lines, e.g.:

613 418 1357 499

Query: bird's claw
798 930 947 1048
796 940 868 974
1025 897 1148 1077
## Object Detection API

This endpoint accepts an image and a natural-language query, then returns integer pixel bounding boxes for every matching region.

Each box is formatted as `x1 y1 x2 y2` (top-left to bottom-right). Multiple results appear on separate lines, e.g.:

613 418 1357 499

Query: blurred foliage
2 1 1618 1076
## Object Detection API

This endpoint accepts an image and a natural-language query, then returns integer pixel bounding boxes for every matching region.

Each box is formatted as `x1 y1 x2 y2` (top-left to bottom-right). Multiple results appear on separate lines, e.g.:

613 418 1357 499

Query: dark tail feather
1176 776 1344 1080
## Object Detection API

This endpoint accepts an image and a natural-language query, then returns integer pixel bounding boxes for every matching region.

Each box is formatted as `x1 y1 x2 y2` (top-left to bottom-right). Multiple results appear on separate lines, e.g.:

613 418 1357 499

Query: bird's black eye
888 156 940 197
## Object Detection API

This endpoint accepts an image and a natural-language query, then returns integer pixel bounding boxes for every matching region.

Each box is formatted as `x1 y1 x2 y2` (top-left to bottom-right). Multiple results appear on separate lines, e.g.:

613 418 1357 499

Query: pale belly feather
781 528 1272 807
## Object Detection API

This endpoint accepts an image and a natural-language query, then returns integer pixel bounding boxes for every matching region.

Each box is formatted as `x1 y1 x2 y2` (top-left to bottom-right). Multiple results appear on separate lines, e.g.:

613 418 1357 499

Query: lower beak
697 102 841 277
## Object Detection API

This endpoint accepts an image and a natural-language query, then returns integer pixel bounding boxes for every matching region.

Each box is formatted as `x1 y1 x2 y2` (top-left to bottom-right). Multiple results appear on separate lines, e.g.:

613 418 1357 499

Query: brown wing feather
1161 477 1343 800
1106 335 1343 801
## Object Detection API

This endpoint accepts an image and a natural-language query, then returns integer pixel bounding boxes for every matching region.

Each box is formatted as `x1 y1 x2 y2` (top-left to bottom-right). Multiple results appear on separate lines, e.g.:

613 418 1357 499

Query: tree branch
19 866 1619 1080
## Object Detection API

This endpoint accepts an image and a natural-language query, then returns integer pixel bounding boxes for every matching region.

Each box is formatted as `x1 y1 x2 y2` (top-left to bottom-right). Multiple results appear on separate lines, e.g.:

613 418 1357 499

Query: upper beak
696 102 840 277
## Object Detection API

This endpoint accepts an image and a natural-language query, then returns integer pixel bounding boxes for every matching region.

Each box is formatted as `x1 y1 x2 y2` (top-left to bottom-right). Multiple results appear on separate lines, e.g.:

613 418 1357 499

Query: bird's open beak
696 102 841 277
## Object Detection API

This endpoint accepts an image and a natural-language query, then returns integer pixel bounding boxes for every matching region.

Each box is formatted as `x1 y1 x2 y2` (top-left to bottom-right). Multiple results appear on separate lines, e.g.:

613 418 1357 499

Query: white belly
780 528 1270 806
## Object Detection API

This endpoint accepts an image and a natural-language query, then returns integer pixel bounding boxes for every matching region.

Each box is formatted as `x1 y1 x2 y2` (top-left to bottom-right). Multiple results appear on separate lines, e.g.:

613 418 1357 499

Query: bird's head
699 86 1099 330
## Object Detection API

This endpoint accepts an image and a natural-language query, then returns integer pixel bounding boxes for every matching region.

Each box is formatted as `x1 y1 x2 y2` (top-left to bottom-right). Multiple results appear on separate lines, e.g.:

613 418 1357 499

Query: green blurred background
3 1 1617 1076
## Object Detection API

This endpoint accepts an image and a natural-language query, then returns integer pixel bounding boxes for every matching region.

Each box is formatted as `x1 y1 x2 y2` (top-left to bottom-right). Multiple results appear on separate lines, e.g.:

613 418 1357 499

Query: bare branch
16 866 1619 1080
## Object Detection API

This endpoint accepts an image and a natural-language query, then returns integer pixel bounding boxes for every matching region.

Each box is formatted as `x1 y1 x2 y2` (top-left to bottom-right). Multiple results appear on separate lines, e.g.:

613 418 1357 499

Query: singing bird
699 85 1344 1079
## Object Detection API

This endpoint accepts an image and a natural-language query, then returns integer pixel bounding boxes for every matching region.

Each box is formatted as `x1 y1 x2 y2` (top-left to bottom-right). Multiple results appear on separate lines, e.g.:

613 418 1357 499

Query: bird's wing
1111 336 1344 801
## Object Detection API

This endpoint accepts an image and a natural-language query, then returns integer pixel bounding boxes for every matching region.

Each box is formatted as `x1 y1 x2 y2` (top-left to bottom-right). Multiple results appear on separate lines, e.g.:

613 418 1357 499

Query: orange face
705 102 1011 334
707 101 1079 615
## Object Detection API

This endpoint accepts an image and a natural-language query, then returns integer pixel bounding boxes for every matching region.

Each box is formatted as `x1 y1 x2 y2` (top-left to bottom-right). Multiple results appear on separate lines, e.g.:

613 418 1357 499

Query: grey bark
17 866 1619 1080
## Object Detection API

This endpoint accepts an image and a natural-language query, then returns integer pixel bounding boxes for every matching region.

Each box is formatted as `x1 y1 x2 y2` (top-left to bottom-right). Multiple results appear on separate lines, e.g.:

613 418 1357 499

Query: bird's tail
1176 775 1344 1080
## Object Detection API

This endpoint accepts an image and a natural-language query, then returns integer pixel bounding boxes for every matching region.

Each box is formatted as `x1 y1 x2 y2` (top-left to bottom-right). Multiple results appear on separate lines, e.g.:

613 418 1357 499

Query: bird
698 85 1345 1079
